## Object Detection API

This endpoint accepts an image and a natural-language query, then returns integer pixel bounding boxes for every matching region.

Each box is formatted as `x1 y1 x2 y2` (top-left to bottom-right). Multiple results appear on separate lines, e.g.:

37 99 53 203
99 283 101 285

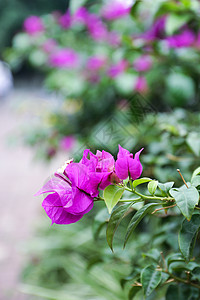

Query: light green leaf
191 175 200 187
132 177 152 189
124 203 160 247
103 185 125 214
148 180 158 195
191 167 200 180
186 132 200 156
106 202 133 251
141 265 162 297
178 212 200 261
70 0 86 14
166 14 189 35
158 182 174 194
169 186 199 220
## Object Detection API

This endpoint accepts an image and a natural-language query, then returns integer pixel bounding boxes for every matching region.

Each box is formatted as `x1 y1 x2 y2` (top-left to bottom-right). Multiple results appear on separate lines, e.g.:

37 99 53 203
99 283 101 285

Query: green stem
124 187 174 202
163 270 200 290
118 198 142 202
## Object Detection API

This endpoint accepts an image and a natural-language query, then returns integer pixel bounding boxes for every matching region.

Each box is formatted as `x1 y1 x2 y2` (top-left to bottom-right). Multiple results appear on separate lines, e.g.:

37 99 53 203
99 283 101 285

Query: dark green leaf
169 186 199 220
141 265 162 297
128 286 141 300
191 267 200 281
132 177 152 189
178 212 200 261
124 203 160 247
106 202 133 251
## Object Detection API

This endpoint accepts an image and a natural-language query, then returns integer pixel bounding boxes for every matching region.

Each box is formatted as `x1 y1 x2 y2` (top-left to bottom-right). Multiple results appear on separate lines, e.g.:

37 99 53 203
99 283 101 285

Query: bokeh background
0 0 200 299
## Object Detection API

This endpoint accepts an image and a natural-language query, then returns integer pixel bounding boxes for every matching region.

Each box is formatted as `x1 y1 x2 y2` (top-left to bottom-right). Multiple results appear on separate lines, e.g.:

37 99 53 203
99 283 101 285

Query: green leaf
191 267 200 281
142 249 161 262
92 208 110 240
178 212 200 261
148 180 158 195
191 167 200 180
141 265 162 297
103 185 125 214
166 285 179 300
186 132 200 157
169 186 199 220
166 14 190 35
106 202 133 251
191 176 200 187
124 203 160 247
158 182 174 195
70 0 86 14
130 0 141 17
128 286 141 300
132 177 152 189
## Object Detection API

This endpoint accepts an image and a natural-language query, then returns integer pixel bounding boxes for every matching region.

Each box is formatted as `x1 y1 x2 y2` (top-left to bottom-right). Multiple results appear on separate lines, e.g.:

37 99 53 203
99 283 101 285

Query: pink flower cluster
36 145 143 225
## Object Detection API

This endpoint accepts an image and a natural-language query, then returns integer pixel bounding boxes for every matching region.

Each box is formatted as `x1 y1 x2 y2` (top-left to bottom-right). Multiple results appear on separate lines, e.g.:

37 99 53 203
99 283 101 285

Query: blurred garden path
0 78 66 300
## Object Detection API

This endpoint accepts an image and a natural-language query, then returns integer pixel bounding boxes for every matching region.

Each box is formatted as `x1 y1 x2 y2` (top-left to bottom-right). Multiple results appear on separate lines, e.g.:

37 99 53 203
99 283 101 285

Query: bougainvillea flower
102 0 131 20
73 7 89 25
108 31 121 47
86 14 108 41
36 163 96 224
141 15 167 41
86 56 106 71
133 55 152 72
107 60 128 78
59 10 71 29
64 162 100 198
60 136 76 151
80 149 117 190
134 76 148 94
49 48 79 68
166 29 195 48
24 16 44 35
42 39 57 54
115 145 143 180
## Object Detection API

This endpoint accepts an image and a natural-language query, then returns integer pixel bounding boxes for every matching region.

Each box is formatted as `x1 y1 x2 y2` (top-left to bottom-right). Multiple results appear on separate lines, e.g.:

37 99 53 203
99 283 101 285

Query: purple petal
117 144 132 159
42 193 84 225
115 157 129 180
66 187 94 214
35 175 71 196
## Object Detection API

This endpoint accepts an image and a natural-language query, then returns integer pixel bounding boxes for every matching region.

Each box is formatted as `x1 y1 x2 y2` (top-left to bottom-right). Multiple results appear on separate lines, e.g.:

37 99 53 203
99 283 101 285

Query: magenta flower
86 14 108 41
81 149 117 190
49 49 79 68
86 56 106 71
166 29 195 48
107 60 128 78
59 10 71 29
24 16 44 35
108 31 121 47
60 136 76 151
133 55 152 72
42 39 57 54
134 76 148 94
115 145 143 180
102 0 131 20
36 162 99 225
73 7 89 25
141 15 167 41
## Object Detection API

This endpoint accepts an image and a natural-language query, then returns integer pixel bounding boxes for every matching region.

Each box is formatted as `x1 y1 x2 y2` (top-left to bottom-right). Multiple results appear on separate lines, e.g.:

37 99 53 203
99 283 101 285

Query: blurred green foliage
0 0 69 54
